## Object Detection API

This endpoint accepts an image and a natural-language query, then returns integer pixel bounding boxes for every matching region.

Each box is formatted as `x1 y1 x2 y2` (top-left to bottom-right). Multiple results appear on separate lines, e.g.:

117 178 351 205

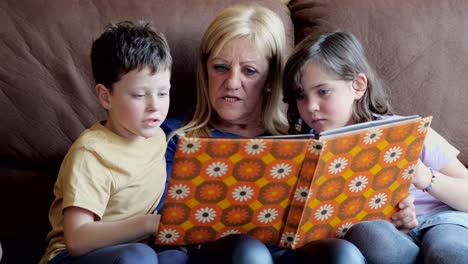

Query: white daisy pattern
158 228 180 244
245 139 267 155
383 146 403 163
348 175 369 192
280 232 299 248
369 193 388 209
336 222 354 238
363 128 383 144
220 229 242 237
257 208 279 224
206 161 229 177
418 120 430 133
314 204 334 221
402 164 416 180
179 138 202 154
195 207 217 223
270 163 292 179
328 157 348 174
168 184 190 200
232 185 254 202
308 141 324 155
294 186 310 202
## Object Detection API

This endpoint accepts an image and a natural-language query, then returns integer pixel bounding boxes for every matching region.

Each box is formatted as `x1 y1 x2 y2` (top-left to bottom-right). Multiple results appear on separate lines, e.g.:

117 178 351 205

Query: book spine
280 139 323 249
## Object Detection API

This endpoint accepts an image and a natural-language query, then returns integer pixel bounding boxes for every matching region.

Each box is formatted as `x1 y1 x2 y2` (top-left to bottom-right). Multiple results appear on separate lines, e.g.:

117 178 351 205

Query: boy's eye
132 94 145 98
158 92 169 97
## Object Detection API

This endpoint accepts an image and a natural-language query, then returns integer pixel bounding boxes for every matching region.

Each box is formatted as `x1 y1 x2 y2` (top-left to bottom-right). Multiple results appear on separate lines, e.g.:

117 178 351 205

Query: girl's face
207 37 269 129
297 63 366 134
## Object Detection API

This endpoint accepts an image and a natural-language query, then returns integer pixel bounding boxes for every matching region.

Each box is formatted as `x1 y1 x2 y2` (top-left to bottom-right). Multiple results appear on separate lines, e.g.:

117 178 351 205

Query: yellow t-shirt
40 122 166 263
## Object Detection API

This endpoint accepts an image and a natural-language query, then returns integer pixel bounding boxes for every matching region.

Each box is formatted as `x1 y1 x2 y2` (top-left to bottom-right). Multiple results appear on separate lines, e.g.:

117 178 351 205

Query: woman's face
207 38 269 128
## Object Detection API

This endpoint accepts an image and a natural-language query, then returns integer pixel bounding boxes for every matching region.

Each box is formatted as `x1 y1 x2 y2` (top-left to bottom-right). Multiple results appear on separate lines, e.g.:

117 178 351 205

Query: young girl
282 31 468 264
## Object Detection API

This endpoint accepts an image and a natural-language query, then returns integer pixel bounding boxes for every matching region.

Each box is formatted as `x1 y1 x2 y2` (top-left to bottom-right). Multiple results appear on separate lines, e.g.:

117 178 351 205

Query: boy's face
297 63 364 134
98 67 171 140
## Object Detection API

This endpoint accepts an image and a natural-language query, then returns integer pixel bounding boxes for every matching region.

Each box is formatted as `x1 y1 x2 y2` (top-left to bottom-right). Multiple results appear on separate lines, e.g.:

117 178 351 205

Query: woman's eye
213 65 228 73
243 67 258 76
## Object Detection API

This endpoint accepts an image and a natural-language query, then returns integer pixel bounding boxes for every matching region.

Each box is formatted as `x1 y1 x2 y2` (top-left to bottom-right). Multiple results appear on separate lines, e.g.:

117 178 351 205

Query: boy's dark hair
91 21 172 90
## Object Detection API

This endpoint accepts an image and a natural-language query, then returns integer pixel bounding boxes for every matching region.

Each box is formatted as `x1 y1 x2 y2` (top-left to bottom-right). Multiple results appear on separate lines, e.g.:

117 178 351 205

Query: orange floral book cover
155 116 432 249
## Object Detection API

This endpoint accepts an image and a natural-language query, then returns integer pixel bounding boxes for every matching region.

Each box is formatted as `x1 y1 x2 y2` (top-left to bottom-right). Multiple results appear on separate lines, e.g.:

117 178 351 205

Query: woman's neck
212 120 266 137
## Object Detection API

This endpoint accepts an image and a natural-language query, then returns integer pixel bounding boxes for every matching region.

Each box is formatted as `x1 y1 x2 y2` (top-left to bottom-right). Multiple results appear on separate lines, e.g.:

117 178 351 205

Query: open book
155 115 432 249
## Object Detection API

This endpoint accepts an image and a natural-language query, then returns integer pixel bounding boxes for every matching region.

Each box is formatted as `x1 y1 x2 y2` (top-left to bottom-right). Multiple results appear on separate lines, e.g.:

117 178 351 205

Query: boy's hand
146 213 161 234
390 193 418 233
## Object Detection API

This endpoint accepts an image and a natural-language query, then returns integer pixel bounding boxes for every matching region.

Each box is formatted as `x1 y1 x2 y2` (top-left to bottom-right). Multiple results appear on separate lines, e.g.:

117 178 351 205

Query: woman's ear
353 73 368 99
96 84 112 110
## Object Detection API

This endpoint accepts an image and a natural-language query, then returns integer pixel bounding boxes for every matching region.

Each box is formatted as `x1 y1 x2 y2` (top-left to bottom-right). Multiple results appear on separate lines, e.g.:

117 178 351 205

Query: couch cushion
289 0 468 165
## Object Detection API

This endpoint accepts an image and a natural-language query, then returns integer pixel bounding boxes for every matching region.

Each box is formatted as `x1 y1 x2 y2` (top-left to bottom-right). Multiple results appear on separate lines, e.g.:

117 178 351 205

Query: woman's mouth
222 96 239 102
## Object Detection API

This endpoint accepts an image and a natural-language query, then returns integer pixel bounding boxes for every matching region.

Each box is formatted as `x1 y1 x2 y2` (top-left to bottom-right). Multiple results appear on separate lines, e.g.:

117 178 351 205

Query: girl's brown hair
283 31 391 134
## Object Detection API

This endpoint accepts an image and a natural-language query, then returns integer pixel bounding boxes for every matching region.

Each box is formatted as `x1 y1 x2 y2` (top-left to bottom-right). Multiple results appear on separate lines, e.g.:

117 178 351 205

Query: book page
319 115 419 138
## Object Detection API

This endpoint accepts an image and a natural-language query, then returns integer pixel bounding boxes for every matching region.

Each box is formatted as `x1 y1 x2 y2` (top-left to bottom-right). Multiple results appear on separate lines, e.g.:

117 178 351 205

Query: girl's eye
213 65 228 73
318 89 330 96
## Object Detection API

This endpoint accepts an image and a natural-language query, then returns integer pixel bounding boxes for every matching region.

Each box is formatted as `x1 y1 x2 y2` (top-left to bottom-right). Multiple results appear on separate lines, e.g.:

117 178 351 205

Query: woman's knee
296 238 365 264
191 234 272 264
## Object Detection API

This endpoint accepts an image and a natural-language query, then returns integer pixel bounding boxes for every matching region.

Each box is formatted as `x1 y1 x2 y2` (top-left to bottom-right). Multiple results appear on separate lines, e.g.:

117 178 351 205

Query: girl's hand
390 193 418 233
412 159 432 190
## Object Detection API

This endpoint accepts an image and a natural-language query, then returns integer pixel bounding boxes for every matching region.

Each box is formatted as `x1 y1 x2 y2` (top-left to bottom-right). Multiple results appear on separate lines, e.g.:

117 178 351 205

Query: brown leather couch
1 0 467 263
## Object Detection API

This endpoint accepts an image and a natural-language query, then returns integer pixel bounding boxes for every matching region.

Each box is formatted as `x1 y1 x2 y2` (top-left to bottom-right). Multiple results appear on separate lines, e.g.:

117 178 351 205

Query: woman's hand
390 193 418 233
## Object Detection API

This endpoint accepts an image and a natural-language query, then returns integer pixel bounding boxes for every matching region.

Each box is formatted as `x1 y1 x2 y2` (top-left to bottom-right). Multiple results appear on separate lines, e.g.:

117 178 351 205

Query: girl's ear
96 84 112 110
353 73 368 99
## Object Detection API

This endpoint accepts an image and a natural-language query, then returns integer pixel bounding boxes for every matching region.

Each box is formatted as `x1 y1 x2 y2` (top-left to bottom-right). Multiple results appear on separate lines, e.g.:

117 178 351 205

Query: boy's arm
63 206 160 256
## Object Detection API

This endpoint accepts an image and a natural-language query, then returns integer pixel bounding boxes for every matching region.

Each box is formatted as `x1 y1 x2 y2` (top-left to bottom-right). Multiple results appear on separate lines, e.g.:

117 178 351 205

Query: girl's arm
413 158 468 212
63 206 160 256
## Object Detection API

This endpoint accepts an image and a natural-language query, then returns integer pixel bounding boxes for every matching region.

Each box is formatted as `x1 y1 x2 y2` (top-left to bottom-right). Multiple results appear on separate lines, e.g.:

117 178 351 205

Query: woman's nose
225 68 241 91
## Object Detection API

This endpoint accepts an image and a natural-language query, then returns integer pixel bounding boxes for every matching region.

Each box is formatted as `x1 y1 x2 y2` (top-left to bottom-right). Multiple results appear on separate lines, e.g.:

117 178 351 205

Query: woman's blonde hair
169 4 289 139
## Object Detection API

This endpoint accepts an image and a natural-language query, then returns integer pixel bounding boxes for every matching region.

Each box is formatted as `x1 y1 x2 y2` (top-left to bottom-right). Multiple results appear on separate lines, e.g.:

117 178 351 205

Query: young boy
40 21 187 264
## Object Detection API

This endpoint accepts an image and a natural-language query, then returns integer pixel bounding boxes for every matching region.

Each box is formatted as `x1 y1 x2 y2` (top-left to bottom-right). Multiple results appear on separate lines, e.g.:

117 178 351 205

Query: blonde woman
160 5 364 264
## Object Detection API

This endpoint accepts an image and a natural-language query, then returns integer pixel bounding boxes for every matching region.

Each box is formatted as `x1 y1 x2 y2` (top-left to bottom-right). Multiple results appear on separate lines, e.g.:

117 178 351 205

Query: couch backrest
0 0 294 167
289 0 468 165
